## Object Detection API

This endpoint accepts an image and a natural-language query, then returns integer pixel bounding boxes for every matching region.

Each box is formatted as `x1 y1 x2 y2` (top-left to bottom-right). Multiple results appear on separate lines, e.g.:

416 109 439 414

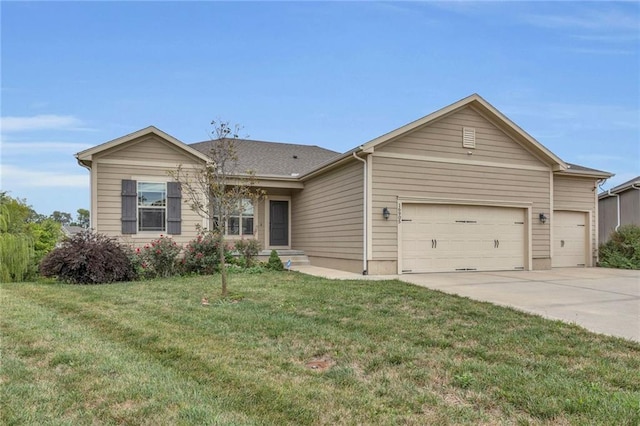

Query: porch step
258 250 310 267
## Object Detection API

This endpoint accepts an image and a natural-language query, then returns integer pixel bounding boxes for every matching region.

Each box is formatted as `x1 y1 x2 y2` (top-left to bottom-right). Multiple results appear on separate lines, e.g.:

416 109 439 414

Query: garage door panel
553 211 587 268
401 204 526 273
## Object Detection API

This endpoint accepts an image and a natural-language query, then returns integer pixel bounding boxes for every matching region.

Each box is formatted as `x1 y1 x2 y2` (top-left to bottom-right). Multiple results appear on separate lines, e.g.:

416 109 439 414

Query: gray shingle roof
599 175 640 198
564 162 612 177
189 139 340 177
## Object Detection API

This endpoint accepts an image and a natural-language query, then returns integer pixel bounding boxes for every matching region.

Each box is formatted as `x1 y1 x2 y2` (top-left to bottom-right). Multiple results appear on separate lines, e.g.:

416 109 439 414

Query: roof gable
375 104 549 168
75 126 210 167
360 94 567 170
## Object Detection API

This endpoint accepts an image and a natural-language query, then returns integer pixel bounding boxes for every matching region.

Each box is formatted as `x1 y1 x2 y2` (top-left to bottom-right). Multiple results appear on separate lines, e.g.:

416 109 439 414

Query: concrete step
281 255 310 266
256 250 310 267
258 249 306 256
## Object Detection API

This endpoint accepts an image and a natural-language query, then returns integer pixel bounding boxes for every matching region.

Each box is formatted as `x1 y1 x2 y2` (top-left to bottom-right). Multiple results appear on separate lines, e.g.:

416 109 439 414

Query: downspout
76 157 93 228
353 151 368 275
607 189 621 232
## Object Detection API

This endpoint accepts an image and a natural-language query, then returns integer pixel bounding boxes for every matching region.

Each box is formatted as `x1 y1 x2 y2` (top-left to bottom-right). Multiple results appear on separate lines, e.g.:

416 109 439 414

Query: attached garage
400 203 528 273
553 211 588 267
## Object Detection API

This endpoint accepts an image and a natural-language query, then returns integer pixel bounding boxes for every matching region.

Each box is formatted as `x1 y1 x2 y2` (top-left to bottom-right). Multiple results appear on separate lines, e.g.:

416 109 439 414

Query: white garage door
553 211 587 267
401 204 526 273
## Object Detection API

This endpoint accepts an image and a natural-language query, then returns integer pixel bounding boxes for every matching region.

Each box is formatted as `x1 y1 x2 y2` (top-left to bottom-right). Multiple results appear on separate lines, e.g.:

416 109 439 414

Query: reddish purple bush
39 231 136 284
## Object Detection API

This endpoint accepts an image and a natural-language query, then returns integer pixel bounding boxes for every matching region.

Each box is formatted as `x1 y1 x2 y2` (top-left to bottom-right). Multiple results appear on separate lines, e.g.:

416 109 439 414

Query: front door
269 200 289 246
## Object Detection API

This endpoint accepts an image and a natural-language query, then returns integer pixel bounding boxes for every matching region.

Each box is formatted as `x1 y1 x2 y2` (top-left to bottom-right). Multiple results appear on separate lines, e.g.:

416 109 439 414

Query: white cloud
504 102 639 130
569 47 636 55
524 8 640 33
1 141 92 154
0 114 85 132
1 164 89 188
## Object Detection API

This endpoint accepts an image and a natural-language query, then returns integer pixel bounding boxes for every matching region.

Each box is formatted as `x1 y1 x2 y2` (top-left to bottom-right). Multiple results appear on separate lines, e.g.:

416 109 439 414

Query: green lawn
2 272 639 425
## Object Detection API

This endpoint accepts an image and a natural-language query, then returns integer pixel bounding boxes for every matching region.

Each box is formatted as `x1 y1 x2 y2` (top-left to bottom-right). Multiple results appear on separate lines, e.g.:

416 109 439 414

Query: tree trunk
218 234 228 297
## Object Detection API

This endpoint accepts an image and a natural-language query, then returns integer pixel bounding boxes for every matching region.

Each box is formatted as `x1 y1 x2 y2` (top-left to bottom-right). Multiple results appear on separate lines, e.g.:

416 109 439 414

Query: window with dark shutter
167 182 182 235
121 179 138 234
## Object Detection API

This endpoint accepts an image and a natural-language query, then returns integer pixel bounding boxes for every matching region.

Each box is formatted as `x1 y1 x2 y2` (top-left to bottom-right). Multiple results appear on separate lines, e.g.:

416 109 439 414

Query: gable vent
462 127 476 149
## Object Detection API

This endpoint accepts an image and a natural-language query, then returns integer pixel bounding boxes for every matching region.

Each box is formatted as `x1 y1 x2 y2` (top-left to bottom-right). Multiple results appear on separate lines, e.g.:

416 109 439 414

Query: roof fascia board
555 170 613 179
75 126 210 163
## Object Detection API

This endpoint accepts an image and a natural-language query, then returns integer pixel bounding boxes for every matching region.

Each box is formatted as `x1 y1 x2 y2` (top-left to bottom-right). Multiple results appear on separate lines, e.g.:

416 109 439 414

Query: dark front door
269 200 289 246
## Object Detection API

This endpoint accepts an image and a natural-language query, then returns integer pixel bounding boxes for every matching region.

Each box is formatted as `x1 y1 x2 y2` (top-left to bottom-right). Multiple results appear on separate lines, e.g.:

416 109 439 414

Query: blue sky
2 1 639 216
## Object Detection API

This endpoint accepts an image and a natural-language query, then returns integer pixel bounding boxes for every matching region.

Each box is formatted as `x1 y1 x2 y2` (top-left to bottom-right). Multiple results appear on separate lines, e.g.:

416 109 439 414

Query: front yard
2 272 639 425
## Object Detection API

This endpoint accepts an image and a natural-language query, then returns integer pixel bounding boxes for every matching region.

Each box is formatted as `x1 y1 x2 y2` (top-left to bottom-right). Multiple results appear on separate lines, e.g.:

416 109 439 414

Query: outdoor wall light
383 207 390 220
539 213 548 224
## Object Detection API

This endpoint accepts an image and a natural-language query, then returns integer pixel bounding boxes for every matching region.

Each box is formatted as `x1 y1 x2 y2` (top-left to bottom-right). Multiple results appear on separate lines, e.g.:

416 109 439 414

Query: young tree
169 120 264 297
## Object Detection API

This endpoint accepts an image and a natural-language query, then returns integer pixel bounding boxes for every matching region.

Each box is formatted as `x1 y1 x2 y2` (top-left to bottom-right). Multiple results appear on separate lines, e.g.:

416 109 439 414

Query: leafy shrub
234 238 261 267
598 225 640 269
135 235 182 278
1 196 61 282
39 231 136 284
183 232 230 275
29 219 62 277
265 249 284 271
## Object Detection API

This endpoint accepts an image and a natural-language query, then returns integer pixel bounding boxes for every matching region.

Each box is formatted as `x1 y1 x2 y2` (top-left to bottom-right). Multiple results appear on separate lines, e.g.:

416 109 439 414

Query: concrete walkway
291 265 640 342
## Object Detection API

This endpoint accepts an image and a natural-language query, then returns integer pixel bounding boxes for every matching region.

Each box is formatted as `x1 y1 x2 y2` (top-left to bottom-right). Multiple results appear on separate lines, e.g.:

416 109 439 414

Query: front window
215 198 254 236
138 182 166 232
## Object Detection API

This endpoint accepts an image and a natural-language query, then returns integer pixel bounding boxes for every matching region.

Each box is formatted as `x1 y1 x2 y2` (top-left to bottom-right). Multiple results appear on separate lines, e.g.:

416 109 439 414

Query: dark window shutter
167 181 182 235
121 179 137 234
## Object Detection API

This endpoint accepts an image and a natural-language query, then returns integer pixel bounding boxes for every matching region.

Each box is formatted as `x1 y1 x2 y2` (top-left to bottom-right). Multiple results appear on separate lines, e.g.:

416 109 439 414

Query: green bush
182 232 230 275
39 231 136 284
234 238 261 267
598 225 640 269
135 235 182 278
265 249 284 271
1 195 61 282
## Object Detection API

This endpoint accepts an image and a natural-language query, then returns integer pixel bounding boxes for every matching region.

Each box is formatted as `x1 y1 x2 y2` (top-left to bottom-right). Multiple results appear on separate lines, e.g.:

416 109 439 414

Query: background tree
76 208 90 228
0 200 33 282
170 120 264 297
0 193 61 281
50 210 73 226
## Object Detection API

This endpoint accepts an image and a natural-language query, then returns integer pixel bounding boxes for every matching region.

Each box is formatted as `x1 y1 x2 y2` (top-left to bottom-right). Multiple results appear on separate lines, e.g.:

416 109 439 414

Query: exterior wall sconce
383 207 390 220
539 213 548 224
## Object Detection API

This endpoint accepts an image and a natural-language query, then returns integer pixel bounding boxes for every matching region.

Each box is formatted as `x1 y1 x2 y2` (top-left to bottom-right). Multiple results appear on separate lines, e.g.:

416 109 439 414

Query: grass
1 272 639 425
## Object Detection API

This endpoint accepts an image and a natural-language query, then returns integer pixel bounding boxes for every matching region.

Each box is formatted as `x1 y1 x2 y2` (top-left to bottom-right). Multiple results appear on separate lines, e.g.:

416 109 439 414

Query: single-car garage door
401 204 526 273
553 211 587 267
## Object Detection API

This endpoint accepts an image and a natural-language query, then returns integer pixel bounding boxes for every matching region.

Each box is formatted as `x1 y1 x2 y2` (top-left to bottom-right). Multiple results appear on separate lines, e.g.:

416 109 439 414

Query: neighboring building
75 94 612 275
598 176 640 243
61 225 85 237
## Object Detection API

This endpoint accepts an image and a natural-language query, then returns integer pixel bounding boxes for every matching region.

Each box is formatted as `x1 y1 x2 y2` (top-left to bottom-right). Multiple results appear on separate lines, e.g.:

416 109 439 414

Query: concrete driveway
400 268 640 342
293 265 639 342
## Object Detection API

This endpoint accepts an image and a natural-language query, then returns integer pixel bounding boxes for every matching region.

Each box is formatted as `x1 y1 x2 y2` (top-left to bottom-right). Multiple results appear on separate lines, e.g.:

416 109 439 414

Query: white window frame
137 181 167 233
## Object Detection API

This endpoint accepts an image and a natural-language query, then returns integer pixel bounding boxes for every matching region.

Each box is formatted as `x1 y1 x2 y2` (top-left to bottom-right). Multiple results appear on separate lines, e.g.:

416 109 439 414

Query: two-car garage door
401 204 526 273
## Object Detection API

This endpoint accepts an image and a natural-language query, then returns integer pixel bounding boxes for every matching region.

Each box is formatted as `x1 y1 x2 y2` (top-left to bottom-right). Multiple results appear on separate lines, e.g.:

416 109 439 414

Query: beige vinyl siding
377 106 544 167
371 155 550 260
93 133 206 244
553 175 597 260
97 135 195 162
292 160 363 260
